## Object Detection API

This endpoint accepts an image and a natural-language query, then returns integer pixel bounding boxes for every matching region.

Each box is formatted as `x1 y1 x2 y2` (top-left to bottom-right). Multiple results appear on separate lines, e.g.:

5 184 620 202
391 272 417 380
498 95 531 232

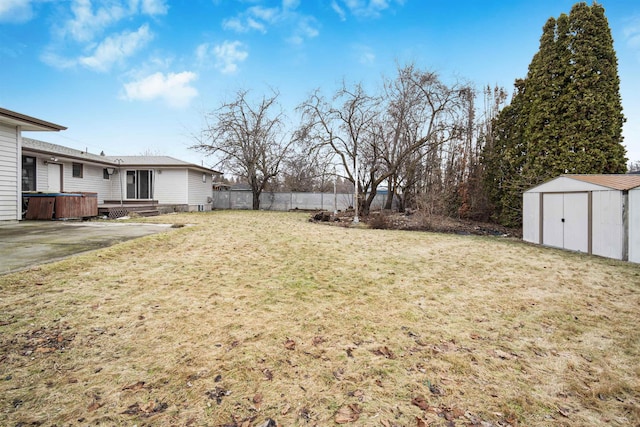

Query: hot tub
22 192 98 220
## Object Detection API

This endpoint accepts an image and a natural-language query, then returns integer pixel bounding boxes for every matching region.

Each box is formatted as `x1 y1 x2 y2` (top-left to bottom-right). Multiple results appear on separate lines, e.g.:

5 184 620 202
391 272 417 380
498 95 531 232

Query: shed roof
562 174 640 191
0 107 66 132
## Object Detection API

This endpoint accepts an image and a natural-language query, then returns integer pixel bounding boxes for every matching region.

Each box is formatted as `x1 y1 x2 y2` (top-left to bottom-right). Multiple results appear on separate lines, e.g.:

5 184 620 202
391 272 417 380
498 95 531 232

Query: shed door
542 194 564 249
542 192 589 253
563 193 588 252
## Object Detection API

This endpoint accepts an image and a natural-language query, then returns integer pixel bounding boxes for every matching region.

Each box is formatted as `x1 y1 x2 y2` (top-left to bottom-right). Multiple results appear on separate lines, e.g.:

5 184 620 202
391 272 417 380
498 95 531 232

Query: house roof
23 138 112 165
0 107 66 132
22 138 221 174
562 174 640 191
103 156 221 175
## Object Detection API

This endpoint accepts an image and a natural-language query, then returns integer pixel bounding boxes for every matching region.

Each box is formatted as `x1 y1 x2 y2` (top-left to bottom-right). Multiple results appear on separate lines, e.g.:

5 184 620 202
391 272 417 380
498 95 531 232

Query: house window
72 163 83 178
103 168 110 180
22 156 36 191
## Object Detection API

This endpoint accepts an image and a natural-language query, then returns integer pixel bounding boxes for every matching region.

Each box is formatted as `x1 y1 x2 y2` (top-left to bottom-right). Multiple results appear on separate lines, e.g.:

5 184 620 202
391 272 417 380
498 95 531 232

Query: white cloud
195 43 210 65
331 1 346 21
79 24 153 71
334 0 403 19
64 0 127 42
288 16 319 45
249 6 279 23
0 0 34 23
624 17 640 50
123 71 198 108
138 0 168 15
222 2 319 45
353 44 375 65
222 17 247 33
282 0 299 10
213 40 249 74
62 0 166 42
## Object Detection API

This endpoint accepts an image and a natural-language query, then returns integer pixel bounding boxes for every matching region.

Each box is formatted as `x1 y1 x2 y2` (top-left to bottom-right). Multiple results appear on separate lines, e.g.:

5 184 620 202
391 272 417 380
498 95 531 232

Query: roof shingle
563 174 640 191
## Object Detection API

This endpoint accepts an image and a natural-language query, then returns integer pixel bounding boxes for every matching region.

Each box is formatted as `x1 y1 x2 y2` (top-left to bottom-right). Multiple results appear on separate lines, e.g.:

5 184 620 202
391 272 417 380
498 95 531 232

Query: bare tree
297 82 380 215
374 65 471 213
193 89 294 210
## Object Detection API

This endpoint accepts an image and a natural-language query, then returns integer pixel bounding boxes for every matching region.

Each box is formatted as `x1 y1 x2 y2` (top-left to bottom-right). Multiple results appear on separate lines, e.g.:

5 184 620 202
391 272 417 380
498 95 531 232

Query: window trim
72 162 83 178
21 156 37 191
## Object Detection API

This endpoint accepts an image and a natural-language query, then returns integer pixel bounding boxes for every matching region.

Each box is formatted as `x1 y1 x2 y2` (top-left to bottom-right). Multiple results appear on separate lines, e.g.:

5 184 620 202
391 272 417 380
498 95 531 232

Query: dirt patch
311 210 522 237
5 324 75 357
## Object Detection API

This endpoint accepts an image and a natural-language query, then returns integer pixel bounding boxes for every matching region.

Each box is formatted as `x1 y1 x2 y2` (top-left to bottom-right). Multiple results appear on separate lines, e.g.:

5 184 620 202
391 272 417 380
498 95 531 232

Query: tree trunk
384 177 395 210
252 190 261 210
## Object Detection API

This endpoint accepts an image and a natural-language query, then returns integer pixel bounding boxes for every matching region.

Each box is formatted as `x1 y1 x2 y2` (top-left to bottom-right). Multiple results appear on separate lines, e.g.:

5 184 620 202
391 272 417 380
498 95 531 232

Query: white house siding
591 190 624 260
0 123 19 221
153 169 188 204
187 169 212 211
61 162 112 203
35 159 48 190
629 188 640 264
22 153 113 203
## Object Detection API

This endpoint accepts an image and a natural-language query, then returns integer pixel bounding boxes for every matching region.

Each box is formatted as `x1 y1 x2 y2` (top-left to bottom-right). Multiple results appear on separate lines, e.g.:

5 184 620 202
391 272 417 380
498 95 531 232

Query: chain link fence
212 191 392 211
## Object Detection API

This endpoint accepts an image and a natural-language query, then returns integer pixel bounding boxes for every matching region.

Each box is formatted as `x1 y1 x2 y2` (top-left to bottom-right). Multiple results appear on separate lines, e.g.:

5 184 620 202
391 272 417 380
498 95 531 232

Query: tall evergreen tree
485 1 627 227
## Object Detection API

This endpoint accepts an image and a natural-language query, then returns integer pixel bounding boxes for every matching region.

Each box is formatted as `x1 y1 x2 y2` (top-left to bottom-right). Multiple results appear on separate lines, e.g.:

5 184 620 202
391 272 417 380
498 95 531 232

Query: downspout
16 125 22 221
622 190 629 261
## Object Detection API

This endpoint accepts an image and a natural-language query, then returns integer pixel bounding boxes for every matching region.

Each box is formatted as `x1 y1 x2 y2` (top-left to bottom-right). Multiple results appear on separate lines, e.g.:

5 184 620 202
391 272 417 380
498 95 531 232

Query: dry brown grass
0 210 638 426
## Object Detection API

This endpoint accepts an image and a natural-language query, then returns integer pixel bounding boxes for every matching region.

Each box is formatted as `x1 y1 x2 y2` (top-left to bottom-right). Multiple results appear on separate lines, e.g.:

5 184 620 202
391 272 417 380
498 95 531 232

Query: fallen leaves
122 400 168 417
122 381 146 392
312 336 326 346
206 387 231 404
492 349 518 360
373 346 396 359
17 325 75 356
253 392 263 410
87 400 103 412
411 395 429 411
335 404 361 424
284 339 296 350
262 368 273 381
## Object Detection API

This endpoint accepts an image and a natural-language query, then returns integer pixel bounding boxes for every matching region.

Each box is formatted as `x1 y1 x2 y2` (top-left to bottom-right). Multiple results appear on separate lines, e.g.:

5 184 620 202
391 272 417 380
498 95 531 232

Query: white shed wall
522 192 540 244
187 169 212 211
630 189 640 264
591 190 624 260
0 123 19 221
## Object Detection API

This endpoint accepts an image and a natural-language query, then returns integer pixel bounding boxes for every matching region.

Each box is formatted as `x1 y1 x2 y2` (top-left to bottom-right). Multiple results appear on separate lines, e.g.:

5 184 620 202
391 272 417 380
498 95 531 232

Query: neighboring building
21 139 220 213
0 108 66 222
523 174 640 263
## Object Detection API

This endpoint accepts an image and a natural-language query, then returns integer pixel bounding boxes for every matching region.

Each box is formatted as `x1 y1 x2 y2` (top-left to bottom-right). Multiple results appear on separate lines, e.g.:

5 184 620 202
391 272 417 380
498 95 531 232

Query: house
0 107 66 222
523 174 640 263
101 155 218 213
21 138 220 216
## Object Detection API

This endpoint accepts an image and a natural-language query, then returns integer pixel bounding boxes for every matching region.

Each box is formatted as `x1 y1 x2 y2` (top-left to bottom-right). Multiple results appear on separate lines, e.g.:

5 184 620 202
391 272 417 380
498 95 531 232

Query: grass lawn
0 211 638 426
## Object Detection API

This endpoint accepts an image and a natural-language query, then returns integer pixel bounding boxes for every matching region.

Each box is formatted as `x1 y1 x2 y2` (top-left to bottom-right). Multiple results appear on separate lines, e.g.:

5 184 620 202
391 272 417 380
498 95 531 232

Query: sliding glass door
126 170 154 199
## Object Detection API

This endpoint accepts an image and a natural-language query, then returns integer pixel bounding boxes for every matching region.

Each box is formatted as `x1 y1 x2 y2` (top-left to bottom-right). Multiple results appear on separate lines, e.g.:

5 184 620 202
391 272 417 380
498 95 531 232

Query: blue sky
1 0 639 167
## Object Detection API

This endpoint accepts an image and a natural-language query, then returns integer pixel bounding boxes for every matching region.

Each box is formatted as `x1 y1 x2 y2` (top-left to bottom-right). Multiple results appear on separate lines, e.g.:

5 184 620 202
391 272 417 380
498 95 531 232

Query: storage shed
523 174 640 263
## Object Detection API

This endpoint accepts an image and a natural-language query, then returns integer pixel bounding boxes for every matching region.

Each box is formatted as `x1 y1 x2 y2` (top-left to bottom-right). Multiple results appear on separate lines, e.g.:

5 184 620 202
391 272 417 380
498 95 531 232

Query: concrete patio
0 220 172 274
